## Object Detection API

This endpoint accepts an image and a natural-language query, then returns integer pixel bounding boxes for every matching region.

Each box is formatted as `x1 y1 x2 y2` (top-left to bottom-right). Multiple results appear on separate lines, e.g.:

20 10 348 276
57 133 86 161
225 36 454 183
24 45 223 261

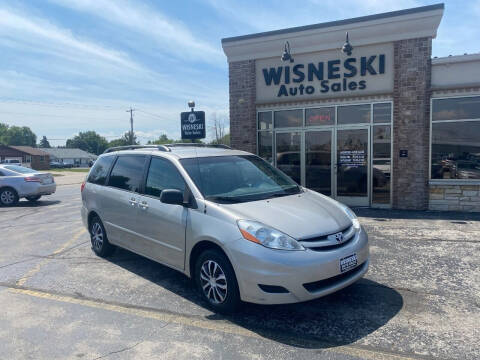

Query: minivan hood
219 190 352 239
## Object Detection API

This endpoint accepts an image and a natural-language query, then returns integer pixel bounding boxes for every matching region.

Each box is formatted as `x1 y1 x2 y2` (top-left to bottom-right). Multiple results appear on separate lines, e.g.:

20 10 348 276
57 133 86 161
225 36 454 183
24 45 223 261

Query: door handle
129 198 138 206
139 201 149 210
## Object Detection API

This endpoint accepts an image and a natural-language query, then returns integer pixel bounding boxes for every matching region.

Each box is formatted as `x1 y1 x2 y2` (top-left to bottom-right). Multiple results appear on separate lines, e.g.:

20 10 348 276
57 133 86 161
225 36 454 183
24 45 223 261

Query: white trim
432 53 480 65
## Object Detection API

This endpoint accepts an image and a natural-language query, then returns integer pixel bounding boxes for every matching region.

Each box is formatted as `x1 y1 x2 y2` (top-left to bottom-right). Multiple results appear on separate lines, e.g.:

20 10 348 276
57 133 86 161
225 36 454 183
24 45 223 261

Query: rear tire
89 216 115 257
26 195 41 202
0 188 19 206
194 249 241 314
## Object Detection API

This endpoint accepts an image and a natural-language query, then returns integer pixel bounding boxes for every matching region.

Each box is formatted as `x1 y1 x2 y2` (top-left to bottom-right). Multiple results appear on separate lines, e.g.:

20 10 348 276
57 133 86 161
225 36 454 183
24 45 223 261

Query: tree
39 136 51 148
107 132 139 148
0 124 37 146
209 133 230 146
209 113 228 145
66 131 108 155
147 134 175 145
0 123 8 144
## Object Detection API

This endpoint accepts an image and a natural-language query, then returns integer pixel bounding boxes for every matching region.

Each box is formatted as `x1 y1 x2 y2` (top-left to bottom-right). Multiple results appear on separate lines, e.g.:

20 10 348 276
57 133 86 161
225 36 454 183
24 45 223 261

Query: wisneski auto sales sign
181 111 205 139
255 43 393 103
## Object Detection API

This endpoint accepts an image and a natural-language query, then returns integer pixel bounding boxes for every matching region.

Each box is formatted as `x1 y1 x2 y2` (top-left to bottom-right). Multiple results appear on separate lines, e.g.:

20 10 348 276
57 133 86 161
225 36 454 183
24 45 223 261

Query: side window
108 155 146 192
87 155 115 185
145 157 185 198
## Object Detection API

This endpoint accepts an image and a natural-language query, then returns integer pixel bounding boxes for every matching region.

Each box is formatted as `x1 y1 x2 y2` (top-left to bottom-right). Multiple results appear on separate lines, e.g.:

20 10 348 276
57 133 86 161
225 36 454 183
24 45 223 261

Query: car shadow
106 248 403 349
354 207 480 221
13 200 61 207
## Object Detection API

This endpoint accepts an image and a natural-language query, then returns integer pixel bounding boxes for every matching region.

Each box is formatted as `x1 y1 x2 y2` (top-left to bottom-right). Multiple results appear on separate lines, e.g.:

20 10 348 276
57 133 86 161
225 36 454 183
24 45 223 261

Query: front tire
0 188 19 206
89 216 115 257
195 249 241 314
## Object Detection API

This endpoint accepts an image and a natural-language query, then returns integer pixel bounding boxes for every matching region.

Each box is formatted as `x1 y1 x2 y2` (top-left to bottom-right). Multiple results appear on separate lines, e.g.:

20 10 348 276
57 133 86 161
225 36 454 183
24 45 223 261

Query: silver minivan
81 144 369 313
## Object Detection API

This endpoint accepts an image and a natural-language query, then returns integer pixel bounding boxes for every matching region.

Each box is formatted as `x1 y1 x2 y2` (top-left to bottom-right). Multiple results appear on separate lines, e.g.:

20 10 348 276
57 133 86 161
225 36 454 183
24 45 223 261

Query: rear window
87 155 115 185
4 165 34 174
107 155 146 192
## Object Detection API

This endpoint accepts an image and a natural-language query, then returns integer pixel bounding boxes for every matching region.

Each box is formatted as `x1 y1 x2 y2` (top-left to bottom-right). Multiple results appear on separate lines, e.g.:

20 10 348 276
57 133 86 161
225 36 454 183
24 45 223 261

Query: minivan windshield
180 155 301 203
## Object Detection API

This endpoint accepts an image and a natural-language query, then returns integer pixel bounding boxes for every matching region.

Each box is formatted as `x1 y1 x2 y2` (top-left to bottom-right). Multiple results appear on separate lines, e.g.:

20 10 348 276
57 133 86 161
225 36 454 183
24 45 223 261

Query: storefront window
258 131 273 163
258 111 273 130
373 103 392 123
275 132 301 184
432 96 480 121
274 109 303 128
372 125 391 204
431 120 480 180
337 104 371 124
305 107 335 126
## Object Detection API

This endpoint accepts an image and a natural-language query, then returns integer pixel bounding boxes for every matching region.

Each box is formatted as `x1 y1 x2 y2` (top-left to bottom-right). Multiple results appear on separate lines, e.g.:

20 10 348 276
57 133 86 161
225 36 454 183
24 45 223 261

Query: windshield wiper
206 196 244 203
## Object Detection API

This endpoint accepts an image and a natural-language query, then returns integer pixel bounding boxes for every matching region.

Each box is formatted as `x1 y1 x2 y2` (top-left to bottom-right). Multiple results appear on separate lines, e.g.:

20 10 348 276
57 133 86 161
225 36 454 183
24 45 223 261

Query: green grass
48 168 90 173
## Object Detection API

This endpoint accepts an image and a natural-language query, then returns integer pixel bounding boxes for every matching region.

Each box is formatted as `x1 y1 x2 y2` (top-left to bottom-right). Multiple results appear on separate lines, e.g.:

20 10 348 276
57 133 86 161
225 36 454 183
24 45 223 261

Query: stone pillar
228 60 257 153
392 37 432 210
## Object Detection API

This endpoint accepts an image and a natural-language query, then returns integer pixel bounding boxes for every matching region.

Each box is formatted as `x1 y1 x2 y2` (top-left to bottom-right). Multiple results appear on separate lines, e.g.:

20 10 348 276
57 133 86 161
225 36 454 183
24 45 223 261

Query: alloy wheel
200 260 228 304
91 222 104 251
0 190 15 205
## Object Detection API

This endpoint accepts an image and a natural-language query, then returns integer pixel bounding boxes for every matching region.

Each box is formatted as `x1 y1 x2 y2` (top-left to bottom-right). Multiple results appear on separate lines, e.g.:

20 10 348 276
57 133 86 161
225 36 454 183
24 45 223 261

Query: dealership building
222 3 480 211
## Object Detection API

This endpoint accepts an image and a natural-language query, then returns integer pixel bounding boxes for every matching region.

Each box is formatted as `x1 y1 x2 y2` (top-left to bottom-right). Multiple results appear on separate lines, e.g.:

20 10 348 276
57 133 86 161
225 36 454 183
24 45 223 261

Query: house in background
0 145 50 170
42 148 97 167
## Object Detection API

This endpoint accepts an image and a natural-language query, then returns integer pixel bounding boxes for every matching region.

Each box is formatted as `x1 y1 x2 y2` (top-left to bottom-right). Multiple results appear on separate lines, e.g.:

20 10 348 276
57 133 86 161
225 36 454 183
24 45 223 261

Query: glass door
275 131 301 185
335 128 370 206
305 130 333 196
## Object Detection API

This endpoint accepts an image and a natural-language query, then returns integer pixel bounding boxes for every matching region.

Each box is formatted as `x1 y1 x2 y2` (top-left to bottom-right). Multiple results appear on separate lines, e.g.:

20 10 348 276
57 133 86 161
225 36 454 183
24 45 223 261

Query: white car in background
0 165 56 206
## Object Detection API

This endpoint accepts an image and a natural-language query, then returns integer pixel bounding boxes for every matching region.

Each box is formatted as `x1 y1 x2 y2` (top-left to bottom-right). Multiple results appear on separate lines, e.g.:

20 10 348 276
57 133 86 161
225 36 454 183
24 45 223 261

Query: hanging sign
181 111 205 139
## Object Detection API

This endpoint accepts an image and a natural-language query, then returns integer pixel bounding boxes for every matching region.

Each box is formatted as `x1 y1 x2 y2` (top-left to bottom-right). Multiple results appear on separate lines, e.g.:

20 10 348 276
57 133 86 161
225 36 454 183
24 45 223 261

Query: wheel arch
188 240 232 279
87 210 100 229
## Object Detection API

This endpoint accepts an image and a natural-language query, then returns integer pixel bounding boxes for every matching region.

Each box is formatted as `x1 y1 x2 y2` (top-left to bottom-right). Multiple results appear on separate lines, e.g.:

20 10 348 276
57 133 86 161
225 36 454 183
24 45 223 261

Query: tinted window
337 104 371 124
274 109 302 128
108 155 146 192
0 170 4 176
258 112 273 130
432 96 480 121
305 107 335 126
145 157 185 197
431 121 480 180
87 155 115 185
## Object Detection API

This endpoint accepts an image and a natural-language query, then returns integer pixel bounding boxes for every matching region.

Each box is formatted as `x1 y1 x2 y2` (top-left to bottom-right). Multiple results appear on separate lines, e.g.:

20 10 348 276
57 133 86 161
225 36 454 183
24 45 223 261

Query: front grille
303 261 366 293
299 224 356 251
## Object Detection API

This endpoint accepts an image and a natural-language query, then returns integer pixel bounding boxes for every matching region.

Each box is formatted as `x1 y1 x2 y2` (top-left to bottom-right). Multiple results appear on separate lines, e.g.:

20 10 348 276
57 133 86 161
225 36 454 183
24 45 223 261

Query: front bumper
227 226 369 304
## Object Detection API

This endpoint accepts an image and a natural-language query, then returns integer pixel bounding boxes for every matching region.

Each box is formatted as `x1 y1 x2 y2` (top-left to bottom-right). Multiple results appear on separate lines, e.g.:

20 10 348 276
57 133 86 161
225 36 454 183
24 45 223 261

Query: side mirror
160 189 185 206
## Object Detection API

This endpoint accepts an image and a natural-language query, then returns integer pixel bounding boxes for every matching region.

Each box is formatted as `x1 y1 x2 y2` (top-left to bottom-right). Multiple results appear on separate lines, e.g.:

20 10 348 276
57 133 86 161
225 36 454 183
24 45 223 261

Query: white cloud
49 0 224 66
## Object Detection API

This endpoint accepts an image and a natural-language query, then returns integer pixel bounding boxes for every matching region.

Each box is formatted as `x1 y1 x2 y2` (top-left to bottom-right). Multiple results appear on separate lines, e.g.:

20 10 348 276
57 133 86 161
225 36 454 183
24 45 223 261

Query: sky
0 0 479 146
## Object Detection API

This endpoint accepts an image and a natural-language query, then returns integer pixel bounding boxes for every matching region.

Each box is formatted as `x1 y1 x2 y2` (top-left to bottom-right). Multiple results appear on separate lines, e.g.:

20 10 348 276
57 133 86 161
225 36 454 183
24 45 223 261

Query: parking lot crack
91 341 143 360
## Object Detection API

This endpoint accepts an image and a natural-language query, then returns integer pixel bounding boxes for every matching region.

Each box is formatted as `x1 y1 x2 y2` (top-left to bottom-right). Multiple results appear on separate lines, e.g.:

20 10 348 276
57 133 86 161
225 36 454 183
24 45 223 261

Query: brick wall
392 37 432 210
228 60 257 153
430 185 480 212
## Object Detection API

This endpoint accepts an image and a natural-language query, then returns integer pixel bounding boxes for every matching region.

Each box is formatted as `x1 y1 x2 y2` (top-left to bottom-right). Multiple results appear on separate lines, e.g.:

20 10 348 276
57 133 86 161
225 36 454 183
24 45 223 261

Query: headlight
342 205 360 230
237 220 305 251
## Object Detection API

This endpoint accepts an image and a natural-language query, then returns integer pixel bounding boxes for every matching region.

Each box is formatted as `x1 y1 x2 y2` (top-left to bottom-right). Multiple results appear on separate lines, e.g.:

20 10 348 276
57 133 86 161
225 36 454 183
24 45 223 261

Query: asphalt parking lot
1 177 479 360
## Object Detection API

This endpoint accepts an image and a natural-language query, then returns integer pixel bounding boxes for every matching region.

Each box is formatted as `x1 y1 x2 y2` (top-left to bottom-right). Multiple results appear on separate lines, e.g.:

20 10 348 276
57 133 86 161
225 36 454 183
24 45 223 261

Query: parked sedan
0 165 56 206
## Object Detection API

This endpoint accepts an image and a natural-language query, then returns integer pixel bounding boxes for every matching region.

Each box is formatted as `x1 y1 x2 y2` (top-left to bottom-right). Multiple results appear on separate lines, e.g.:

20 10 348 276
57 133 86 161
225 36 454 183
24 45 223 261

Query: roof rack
103 145 171 154
166 143 231 149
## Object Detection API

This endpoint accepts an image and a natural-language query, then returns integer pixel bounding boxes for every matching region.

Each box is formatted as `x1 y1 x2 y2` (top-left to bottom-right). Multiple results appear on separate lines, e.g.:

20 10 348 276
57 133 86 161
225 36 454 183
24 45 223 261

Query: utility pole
126 108 136 145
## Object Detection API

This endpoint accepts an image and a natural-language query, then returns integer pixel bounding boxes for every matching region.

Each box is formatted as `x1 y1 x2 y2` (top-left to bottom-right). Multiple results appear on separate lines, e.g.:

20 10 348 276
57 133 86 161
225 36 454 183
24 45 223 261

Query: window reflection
338 104 371 125
431 121 480 180
258 131 273 163
306 131 331 195
274 109 303 128
432 96 480 121
373 103 392 123
372 125 391 204
275 132 301 184
258 112 273 130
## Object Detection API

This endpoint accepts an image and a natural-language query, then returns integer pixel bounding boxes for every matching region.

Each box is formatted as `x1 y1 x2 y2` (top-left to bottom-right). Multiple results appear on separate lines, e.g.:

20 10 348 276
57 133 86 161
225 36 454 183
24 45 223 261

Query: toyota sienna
81 144 369 313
